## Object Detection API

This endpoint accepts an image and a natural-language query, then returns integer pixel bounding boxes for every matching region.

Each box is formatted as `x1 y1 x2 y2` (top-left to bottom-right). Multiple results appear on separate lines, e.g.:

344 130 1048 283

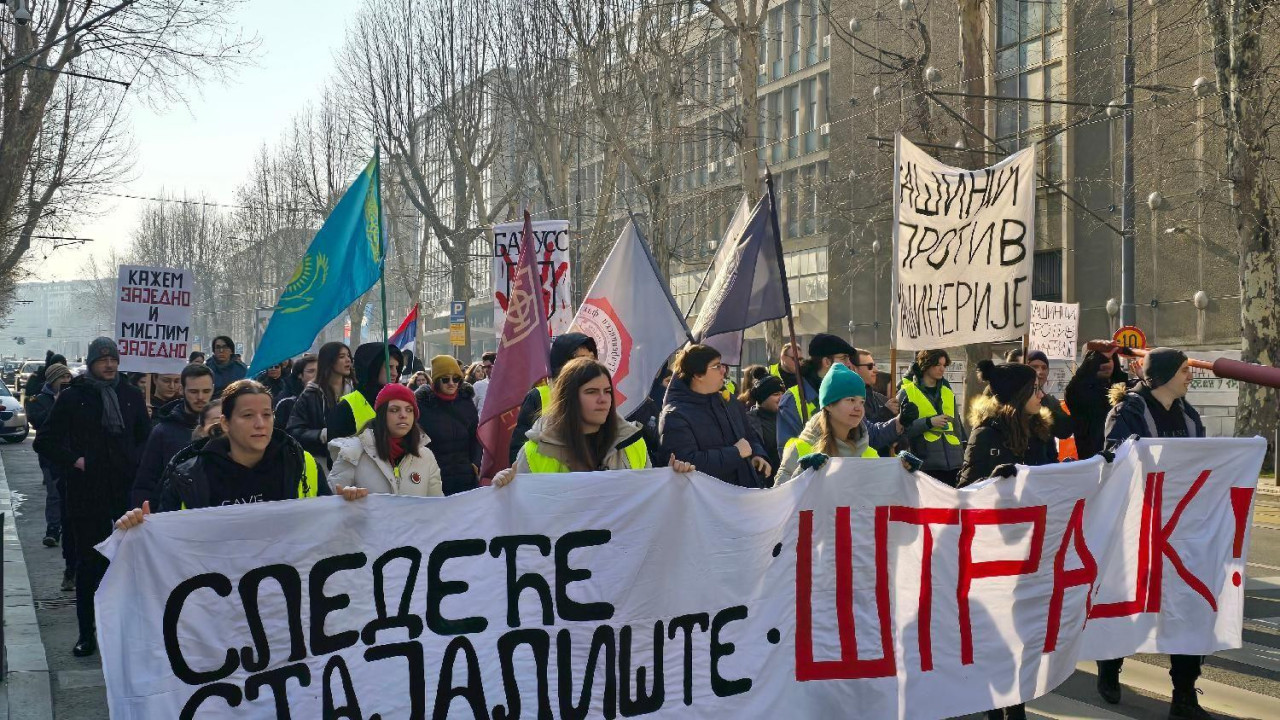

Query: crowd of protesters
24 327 1215 719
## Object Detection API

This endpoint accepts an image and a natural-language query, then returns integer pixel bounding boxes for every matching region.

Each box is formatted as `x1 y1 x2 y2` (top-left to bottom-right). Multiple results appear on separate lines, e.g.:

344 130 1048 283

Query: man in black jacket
131 363 215 509
26 363 72 585
1097 347 1209 720
508 333 597 463
32 337 150 658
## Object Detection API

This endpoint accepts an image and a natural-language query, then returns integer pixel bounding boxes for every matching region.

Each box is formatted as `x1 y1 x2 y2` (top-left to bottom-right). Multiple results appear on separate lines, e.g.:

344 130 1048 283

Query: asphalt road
2 438 1278 719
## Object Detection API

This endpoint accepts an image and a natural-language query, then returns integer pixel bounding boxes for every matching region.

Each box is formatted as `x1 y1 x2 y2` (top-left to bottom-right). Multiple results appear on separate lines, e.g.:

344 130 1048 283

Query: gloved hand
898 401 920 427
798 453 830 471
1041 393 1062 412
991 463 1018 479
897 451 923 473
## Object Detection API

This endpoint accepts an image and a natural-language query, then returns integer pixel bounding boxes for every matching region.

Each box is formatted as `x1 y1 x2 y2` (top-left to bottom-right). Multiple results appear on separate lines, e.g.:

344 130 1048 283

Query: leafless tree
0 0 255 310
1205 0 1279 459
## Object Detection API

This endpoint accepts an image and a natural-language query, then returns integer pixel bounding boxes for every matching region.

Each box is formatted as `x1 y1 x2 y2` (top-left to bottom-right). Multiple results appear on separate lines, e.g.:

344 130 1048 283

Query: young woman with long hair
115 381 365 529
957 360 1056 488
494 358 693 486
774 364 881 485
329 383 442 497
285 341 352 461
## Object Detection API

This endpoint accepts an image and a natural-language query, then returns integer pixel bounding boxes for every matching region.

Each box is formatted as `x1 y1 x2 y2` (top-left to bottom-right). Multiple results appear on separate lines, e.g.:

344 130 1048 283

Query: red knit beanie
375 383 418 415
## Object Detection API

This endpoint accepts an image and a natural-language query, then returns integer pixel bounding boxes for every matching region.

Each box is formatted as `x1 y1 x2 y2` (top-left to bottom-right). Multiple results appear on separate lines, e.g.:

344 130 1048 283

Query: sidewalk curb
0 451 54 720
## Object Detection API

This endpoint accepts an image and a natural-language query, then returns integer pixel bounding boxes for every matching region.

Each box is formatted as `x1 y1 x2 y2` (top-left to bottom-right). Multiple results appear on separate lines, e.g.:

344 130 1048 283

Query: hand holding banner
96 438 1263 719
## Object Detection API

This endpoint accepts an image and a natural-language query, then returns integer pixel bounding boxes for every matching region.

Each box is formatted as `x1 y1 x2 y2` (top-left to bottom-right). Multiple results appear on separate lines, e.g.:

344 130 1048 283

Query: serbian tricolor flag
388 304 419 351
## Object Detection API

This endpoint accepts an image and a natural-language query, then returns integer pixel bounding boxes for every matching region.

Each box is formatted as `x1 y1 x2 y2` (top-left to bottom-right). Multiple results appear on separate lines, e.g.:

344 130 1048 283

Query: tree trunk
737 29 762 194
1207 0 1277 468
957 1 991 413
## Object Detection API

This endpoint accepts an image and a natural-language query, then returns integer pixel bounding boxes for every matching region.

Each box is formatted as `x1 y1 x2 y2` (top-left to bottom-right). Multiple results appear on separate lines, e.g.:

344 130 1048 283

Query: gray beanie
1143 347 1188 389
43 363 70 387
87 337 120 364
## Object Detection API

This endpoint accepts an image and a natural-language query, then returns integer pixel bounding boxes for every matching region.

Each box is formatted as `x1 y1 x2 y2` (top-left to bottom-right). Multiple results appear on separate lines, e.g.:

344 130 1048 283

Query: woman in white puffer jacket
328 383 443 497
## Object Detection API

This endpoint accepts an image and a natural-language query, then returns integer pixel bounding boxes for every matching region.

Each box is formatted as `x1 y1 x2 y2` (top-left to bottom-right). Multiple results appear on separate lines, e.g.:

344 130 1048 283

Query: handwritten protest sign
892 135 1036 349
1028 301 1080 360
493 220 572 336
96 438 1262 719
115 265 193 373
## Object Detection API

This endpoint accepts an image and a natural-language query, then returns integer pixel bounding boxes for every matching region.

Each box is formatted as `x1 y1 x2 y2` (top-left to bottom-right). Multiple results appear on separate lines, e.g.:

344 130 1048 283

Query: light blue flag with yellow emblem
249 155 384 375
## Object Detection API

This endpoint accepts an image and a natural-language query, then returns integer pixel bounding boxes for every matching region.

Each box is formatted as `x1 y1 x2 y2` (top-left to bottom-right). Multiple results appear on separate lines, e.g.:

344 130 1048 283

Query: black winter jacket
1104 383 1205 448
746 406 780 483
957 402 1059 488
416 384 482 496
286 382 339 461
659 376 767 488
1064 352 1130 460
25 384 57 469
32 375 151 520
158 429 330 511
508 332 598 463
131 398 199 509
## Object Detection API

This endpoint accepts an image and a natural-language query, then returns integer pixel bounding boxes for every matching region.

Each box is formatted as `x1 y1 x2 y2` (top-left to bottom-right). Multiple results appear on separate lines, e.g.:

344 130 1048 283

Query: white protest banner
493 220 572 336
115 265 194 373
1028 301 1080 360
893 135 1037 349
96 438 1263 719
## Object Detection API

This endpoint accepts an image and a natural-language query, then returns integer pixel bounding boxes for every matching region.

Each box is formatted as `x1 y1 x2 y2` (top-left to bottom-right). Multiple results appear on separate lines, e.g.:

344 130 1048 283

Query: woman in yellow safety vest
897 349 967 487
114 380 366 529
774 363 880 485
494 358 694 485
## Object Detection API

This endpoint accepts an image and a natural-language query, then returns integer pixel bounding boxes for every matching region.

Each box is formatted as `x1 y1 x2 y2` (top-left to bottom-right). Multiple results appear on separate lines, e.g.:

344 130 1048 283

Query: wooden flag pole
765 170 809 422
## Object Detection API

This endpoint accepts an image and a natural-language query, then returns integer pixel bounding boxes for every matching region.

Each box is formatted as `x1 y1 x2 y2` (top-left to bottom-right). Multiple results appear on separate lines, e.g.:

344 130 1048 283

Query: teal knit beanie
818 363 866 408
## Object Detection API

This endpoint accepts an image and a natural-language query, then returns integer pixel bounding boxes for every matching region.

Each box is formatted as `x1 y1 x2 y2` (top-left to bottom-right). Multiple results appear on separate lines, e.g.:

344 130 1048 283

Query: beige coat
513 415 651 473
328 428 443 497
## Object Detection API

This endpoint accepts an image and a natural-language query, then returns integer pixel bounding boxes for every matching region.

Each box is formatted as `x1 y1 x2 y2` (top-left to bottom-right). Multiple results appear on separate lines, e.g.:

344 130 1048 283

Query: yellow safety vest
522 438 649 473
181 450 319 509
788 384 818 419
341 391 377 434
785 437 879 460
721 379 737 402
900 379 961 445
769 363 781 379
537 383 551 409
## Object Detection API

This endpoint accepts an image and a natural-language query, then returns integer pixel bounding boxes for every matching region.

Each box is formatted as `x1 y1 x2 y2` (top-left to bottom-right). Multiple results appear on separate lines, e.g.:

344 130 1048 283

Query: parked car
15 360 42 401
0 384 28 443
1 360 19 390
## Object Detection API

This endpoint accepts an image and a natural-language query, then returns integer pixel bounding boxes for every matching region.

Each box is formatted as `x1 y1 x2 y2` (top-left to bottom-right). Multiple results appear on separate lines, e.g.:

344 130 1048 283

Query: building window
1033 250 1062 302
995 0 1064 145
784 246 828 303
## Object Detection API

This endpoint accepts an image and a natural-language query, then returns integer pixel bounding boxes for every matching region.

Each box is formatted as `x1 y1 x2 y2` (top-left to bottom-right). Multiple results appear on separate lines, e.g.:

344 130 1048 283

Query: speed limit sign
1113 325 1147 350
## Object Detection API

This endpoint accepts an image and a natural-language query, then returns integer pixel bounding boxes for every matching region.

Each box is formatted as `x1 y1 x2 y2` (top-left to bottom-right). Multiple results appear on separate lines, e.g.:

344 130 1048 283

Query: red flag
478 212 552 481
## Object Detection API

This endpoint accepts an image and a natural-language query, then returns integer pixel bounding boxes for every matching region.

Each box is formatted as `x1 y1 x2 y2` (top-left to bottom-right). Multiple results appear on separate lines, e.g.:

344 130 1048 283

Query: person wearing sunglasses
415 355 481 495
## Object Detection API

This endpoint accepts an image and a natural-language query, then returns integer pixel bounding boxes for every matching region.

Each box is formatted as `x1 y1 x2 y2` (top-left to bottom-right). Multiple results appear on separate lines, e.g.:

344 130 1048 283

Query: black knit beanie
750 375 786 405
976 359 1037 405
1143 347 1188 389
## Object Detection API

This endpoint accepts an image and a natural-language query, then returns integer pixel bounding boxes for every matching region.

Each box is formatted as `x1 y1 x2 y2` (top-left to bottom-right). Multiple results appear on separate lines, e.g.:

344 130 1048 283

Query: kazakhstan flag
249 155 384 375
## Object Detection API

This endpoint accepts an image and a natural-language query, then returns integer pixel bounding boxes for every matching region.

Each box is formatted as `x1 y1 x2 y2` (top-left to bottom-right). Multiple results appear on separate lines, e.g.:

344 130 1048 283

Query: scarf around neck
88 374 125 435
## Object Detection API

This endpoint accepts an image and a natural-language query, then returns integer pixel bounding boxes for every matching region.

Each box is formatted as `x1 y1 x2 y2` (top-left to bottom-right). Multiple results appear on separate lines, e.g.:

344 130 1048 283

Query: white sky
35 0 360 282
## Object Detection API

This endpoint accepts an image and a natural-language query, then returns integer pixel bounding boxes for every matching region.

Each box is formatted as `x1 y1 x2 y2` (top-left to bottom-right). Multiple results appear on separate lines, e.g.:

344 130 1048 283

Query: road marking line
1245 575 1280 592
1027 691 1132 719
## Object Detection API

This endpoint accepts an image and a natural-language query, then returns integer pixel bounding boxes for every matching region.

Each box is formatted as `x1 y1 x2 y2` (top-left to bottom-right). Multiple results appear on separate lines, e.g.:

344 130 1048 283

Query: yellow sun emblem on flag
364 172 382 264
278 252 329 314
